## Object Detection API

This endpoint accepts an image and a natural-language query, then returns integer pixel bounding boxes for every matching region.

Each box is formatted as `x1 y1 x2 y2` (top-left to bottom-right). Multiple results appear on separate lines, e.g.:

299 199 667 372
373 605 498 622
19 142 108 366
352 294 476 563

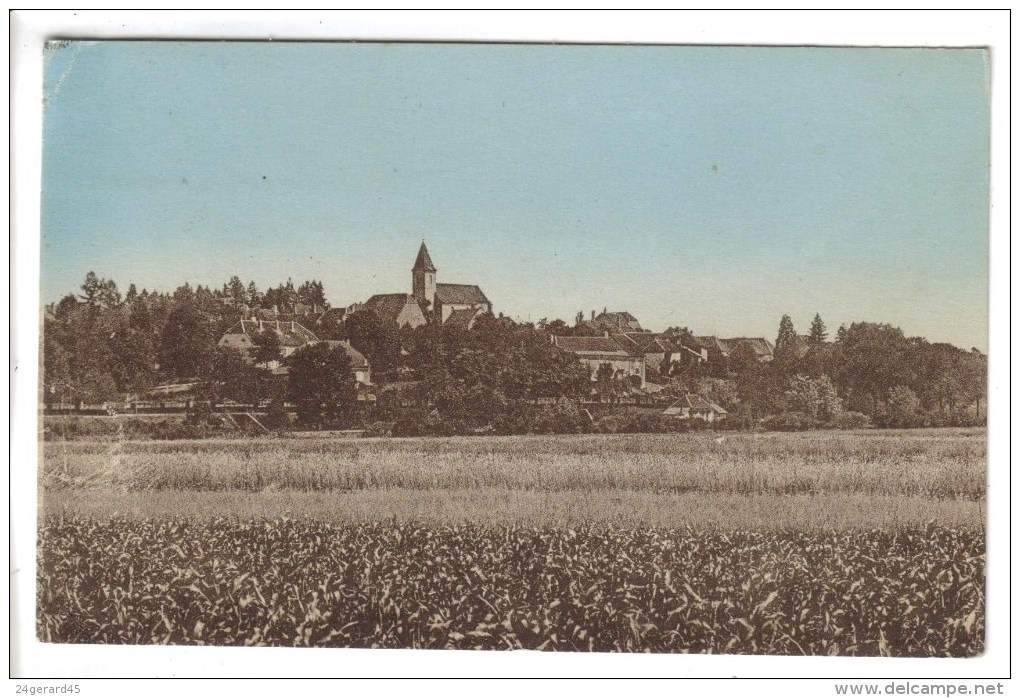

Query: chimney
591 310 595 322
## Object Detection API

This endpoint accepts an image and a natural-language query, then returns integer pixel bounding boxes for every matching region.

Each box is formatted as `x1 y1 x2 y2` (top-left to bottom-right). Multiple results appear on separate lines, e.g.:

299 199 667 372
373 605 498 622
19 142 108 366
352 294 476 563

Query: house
552 335 646 387
663 395 728 422
594 309 643 333
443 306 487 330
320 340 372 385
694 336 775 362
728 337 775 361
219 319 319 362
218 319 372 385
363 293 428 329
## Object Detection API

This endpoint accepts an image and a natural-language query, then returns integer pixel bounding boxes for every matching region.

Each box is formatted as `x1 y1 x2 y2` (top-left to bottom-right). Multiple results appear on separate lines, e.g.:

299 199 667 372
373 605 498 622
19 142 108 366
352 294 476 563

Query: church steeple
413 241 437 273
412 241 437 310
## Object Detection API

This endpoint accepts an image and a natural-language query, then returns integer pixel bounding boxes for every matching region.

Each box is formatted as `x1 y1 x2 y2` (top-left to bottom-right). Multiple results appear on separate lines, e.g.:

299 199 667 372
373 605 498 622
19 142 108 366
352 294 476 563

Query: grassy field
37 427 986 654
42 428 985 497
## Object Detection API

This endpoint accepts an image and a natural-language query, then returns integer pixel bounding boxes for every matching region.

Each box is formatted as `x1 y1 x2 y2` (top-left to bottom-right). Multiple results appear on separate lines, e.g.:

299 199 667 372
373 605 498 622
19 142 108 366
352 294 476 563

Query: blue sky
41 41 989 349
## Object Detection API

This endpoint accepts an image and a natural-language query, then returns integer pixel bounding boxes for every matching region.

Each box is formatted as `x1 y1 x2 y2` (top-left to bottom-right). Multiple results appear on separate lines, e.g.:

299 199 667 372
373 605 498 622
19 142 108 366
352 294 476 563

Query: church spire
412 240 437 273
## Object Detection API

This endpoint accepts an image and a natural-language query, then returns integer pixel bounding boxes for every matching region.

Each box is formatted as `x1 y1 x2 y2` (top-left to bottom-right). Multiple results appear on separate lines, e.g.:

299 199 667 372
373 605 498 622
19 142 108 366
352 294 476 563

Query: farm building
552 335 646 387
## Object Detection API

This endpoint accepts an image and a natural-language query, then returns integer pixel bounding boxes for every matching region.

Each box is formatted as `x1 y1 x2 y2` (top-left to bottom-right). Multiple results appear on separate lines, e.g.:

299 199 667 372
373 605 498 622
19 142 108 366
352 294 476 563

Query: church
364 242 492 329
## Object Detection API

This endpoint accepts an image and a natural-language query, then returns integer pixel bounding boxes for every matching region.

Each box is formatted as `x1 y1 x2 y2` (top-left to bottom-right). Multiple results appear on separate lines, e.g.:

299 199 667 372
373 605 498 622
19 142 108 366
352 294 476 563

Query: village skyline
41 41 989 351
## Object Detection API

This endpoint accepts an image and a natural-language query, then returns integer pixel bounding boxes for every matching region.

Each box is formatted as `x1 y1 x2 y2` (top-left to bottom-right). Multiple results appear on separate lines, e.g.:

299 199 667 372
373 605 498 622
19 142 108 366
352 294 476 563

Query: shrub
494 402 585 435
827 411 872 430
763 411 817 432
592 411 700 435
362 421 395 438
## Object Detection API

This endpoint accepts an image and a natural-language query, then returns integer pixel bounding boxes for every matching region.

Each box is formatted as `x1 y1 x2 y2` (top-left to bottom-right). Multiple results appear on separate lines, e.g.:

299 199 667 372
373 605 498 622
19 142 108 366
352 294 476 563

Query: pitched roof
435 283 489 305
224 319 319 347
727 337 775 357
364 293 417 323
553 335 631 356
693 336 774 358
595 311 642 331
412 242 437 272
321 340 370 369
444 307 482 329
616 332 660 351
664 395 727 414
694 336 730 353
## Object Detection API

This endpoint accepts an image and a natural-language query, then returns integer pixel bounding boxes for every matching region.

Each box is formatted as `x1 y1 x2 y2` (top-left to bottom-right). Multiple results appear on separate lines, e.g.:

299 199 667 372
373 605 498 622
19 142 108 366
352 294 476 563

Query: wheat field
37 427 986 654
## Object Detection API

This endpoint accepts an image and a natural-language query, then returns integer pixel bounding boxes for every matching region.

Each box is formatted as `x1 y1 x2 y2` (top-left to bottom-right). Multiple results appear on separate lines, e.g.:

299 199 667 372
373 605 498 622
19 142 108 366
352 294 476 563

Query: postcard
12 12 1006 686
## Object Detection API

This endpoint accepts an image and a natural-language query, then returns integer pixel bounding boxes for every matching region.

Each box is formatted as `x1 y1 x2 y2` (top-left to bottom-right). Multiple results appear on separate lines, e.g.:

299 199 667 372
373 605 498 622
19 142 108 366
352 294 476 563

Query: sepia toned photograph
15 14 1003 681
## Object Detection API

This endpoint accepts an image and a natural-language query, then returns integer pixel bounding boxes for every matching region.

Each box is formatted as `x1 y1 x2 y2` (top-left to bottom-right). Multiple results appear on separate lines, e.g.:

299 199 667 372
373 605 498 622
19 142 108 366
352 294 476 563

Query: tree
784 374 843 423
210 346 270 407
159 300 217 381
884 385 921 428
246 281 262 307
832 322 915 415
695 377 740 412
226 276 247 304
78 272 121 309
110 327 159 394
773 314 801 374
957 350 987 420
253 328 283 365
173 282 195 303
595 362 615 384
55 294 79 316
98 278 121 308
346 310 401 377
287 342 357 429
79 271 102 306
43 308 119 403
808 313 828 345
296 280 328 308
776 314 797 350
729 342 760 378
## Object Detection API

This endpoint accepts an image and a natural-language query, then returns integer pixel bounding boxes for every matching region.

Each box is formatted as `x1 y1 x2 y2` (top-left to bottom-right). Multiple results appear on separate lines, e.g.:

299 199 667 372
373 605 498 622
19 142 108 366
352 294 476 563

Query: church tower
411 241 437 311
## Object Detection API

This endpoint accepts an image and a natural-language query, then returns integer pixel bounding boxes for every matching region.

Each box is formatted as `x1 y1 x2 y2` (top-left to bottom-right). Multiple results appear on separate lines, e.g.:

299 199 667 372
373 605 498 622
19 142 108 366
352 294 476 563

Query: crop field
37 427 986 655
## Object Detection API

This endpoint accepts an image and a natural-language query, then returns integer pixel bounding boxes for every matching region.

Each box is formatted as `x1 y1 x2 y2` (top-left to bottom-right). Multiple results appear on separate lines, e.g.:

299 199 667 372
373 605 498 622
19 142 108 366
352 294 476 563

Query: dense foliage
42 272 986 434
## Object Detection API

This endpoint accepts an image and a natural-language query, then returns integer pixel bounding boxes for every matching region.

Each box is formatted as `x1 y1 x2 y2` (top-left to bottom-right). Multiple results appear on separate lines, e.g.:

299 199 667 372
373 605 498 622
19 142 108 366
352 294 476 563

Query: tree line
43 272 986 434
661 313 986 430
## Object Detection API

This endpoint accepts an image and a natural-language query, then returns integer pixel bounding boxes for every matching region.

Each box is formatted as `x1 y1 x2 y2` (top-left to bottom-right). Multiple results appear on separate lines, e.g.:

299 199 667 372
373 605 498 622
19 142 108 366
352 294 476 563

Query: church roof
412 242 437 272
435 283 489 305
